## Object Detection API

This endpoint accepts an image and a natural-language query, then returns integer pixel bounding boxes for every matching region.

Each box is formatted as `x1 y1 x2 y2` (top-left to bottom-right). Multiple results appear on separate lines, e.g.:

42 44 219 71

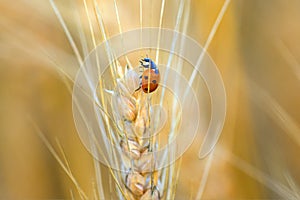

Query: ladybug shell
141 69 160 93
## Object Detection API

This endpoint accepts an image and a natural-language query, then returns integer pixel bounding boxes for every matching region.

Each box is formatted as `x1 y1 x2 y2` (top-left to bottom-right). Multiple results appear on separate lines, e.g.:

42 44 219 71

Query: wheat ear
110 64 162 200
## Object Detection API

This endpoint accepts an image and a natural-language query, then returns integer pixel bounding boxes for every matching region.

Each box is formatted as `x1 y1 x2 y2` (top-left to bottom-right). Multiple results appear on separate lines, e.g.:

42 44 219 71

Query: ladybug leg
135 77 142 91
135 85 141 91
135 75 143 92
143 63 150 68
140 59 150 68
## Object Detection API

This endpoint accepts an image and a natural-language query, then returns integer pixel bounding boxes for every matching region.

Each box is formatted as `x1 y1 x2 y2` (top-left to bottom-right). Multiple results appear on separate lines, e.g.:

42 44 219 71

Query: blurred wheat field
0 0 300 199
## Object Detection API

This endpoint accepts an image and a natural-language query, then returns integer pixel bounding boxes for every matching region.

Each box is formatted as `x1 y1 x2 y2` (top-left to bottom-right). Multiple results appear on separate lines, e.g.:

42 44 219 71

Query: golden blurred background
1 0 300 199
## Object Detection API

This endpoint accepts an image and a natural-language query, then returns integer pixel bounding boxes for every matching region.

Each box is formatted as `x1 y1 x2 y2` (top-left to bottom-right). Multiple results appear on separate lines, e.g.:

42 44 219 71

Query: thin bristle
159 0 185 107
189 0 231 86
49 0 83 65
284 173 300 198
218 147 298 200
195 151 214 200
93 0 118 86
113 0 132 68
275 39 300 81
196 0 231 159
155 0 166 64
30 119 88 199
249 81 300 147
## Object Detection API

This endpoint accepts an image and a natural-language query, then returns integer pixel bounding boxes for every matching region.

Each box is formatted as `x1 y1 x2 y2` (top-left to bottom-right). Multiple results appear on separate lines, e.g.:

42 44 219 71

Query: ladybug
139 58 160 93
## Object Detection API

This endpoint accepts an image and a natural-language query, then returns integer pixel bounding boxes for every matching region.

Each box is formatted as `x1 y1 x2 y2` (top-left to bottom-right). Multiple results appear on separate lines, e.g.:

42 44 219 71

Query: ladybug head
143 58 150 62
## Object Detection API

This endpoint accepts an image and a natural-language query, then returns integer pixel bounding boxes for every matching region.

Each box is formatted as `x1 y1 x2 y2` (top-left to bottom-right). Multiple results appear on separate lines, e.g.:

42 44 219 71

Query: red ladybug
140 58 160 93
